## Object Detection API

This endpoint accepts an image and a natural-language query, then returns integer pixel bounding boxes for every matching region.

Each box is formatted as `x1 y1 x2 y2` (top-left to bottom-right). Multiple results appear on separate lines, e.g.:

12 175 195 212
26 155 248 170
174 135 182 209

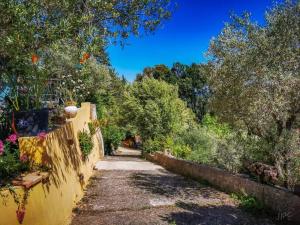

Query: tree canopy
207 0 300 186
0 0 173 62
0 0 174 110
121 78 194 149
136 63 210 121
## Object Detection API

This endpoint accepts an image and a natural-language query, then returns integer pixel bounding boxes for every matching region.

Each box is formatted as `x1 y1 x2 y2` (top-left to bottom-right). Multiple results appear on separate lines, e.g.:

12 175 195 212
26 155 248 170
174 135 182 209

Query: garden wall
145 152 300 223
0 103 104 225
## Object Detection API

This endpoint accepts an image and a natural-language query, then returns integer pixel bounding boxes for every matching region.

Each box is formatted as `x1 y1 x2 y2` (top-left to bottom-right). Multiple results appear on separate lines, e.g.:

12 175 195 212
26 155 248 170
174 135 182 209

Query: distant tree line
136 63 210 121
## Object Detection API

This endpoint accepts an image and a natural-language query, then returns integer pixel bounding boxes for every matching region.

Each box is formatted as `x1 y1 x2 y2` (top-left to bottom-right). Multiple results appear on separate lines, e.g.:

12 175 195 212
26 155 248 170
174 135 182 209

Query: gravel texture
71 148 290 225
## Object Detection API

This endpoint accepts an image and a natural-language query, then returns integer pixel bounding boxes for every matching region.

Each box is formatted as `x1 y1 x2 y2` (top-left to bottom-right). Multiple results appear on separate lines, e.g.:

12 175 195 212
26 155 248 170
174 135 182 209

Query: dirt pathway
71 148 280 225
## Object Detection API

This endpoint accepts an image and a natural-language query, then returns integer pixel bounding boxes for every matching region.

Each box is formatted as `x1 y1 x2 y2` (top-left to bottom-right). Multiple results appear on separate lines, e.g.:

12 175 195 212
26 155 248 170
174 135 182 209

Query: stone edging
11 172 50 189
145 152 300 223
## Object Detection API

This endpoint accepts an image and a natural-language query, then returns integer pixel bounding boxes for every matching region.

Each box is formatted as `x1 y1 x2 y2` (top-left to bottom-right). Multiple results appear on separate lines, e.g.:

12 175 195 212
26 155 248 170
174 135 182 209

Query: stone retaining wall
145 152 300 223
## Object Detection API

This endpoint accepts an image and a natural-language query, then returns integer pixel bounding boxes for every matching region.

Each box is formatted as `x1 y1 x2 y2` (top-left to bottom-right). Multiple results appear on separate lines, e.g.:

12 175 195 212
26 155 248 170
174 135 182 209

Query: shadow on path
71 148 290 225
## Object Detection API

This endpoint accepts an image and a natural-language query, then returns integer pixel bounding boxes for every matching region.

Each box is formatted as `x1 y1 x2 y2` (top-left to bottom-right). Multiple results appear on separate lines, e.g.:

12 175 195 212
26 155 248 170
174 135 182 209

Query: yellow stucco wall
0 103 104 225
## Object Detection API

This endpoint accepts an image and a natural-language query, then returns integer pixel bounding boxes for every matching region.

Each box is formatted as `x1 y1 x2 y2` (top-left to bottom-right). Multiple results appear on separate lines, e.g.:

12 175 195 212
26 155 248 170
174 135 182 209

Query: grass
230 193 265 213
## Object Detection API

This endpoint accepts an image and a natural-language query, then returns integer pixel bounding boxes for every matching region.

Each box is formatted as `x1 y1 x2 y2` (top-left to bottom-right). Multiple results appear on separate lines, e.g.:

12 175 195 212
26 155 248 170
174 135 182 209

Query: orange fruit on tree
31 54 39 64
83 53 90 60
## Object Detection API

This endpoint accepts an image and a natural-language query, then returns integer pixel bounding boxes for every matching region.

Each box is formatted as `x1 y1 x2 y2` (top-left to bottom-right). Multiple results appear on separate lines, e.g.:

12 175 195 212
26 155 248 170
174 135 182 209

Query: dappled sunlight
1 0 299 224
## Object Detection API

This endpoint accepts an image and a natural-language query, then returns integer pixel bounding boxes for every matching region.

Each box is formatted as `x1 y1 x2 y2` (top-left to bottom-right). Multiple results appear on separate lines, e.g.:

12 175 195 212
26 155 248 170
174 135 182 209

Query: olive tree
208 1 300 188
0 0 174 110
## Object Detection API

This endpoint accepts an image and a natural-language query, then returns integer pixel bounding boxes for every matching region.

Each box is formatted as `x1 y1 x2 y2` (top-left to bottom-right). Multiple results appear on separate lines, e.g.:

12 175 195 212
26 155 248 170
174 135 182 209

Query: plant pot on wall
64 106 79 118
14 108 49 136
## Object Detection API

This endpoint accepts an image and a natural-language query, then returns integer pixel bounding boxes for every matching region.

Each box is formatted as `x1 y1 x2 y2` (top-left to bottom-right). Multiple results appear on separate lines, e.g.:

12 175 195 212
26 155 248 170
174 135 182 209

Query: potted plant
64 91 79 118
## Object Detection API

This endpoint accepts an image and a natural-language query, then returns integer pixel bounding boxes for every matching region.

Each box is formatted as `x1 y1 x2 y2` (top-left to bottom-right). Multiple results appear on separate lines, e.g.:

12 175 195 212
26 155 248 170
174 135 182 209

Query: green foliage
165 137 191 158
182 126 218 165
0 0 173 61
94 70 128 121
214 133 244 173
143 138 165 153
78 130 93 158
166 116 244 173
136 63 210 121
88 120 100 136
202 114 231 138
0 153 22 180
0 111 11 140
121 78 195 150
88 123 96 136
0 0 174 110
0 142 29 186
207 1 300 187
231 193 264 213
102 125 125 155
88 69 127 155
46 42 112 104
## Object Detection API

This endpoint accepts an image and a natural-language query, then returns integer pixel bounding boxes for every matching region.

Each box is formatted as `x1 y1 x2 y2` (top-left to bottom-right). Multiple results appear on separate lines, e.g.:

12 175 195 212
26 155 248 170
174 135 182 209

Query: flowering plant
46 43 110 104
6 134 18 144
0 140 4 156
0 133 30 185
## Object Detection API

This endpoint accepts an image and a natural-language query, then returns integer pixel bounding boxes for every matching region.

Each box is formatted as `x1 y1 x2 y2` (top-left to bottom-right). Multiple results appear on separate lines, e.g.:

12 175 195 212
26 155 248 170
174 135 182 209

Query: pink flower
37 132 47 141
6 134 18 144
16 206 26 224
0 140 4 155
20 154 28 163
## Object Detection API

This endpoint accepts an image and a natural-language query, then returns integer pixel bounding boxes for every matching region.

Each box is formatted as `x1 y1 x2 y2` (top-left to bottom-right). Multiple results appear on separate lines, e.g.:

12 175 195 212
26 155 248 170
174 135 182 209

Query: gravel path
71 148 284 225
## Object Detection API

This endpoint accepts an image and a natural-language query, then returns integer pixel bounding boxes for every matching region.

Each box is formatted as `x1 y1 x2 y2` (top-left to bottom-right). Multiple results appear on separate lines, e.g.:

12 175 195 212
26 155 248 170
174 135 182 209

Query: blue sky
108 0 277 81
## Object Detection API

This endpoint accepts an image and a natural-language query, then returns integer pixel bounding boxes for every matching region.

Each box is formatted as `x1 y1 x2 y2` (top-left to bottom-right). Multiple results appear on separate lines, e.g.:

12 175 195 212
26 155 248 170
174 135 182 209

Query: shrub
143 138 165 153
88 120 100 136
171 118 244 173
175 125 217 164
0 137 29 186
78 130 94 158
165 137 191 158
202 114 230 138
214 133 244 173
102 125 125 155
0 153 23 180
231 193 264 213
121 78 195 147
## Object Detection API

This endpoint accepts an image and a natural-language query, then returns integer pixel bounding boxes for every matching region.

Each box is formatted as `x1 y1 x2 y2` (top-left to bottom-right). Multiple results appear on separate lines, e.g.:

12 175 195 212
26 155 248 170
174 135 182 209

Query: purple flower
37 132 47 141
6 134 18 144
0 140 4 155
